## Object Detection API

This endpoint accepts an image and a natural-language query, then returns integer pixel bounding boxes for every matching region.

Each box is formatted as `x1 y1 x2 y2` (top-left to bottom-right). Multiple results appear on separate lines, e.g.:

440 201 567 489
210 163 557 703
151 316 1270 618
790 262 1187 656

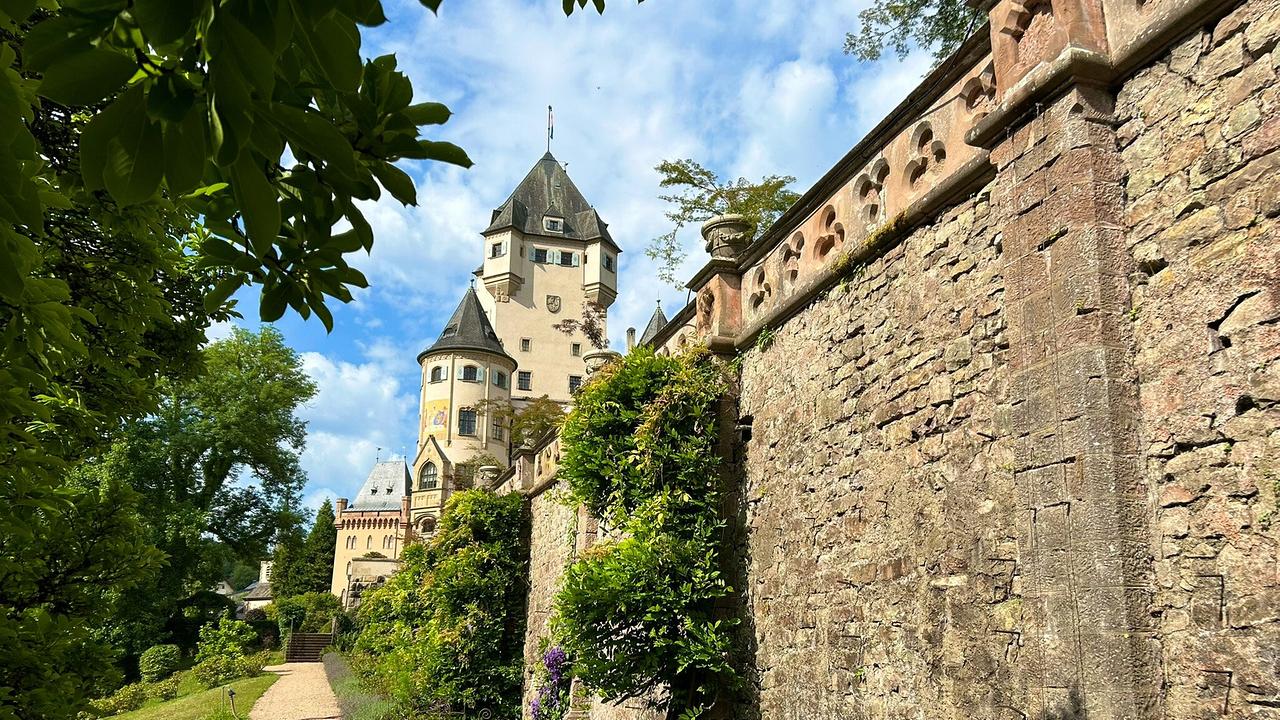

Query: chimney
626 327 636 351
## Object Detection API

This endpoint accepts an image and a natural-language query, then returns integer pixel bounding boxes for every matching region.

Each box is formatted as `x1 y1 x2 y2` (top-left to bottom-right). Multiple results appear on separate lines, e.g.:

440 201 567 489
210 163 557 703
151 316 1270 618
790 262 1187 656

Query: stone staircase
284 632 332 663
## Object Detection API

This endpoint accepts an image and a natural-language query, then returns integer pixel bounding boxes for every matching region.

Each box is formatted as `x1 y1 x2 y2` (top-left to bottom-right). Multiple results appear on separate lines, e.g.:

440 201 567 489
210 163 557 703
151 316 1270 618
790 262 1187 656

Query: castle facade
330 152 620 607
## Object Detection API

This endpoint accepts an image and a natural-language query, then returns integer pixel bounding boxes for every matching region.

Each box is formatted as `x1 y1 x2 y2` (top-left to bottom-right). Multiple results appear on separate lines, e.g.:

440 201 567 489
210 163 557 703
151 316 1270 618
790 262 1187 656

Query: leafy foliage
93 327 315 659
552 301 609 351
648 159 798 286
353 490 529 719
138 645 181 683
844 0 985 62
553 347 735 718
86 682 149 717
270 592 341 634
475 396 567 453
195 617 256 665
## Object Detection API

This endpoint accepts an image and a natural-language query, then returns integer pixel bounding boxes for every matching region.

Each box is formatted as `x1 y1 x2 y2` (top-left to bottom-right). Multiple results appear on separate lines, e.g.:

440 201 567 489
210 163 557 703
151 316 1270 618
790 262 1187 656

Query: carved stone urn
701 213 752 260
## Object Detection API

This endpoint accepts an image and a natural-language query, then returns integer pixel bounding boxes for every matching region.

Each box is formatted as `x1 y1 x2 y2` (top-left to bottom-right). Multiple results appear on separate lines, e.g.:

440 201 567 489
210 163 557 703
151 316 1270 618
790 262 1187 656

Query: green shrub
553 347 736 719
192 655 258 688
269 596 306 636
195 615 257 663
270 591 341 634
352 490 529 718
139 643 181 682
86 682 148 716
146 675 180 700
244 607 268 622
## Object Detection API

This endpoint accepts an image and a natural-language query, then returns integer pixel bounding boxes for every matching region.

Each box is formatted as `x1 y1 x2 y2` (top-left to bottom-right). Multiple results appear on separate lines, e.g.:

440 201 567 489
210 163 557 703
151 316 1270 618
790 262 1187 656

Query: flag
548 105 554 141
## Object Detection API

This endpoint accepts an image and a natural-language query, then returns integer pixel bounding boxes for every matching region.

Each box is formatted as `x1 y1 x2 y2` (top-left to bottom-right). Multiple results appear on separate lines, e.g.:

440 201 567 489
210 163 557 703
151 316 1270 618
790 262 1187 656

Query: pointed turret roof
348 460 410 511
418 287 514 363
484 152 619 250
639 302 668 346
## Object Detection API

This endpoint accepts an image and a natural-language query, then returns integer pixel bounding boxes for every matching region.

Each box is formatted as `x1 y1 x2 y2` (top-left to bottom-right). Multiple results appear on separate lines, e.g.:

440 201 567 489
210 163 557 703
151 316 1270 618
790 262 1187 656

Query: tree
844 0 985 63
476 396 567 457
648 159 798 286
268 520 307 600
300 500 337 594
94 327 316 660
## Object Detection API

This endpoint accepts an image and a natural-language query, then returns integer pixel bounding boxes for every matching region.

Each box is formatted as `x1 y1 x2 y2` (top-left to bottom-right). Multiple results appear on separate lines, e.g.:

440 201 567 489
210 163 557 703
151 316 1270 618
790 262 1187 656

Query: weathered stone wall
521 486 578 715
1118 1 1280 716
737 189 1020 719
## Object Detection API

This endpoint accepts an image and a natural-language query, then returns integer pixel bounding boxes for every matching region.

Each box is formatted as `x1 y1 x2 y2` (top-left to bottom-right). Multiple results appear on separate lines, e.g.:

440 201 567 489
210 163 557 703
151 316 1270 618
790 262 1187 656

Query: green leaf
0 0 36 22
418 0 442 12
230 155 281 257
21 15 97 71
403 102 451 126
260 283 288 322
204 275 243 313
300 13 362 92
340 0 387 25
410 140 472 168
370 161 416 206
133 0 201 45
147 74 196 123
98 89 164 204
37 48 137 106
162 104 207 193
265 104 357 179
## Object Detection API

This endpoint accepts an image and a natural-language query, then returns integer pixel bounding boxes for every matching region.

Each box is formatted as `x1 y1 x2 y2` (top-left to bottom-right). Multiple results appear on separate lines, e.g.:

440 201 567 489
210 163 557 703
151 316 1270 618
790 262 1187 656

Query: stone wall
737 189 1022 719
504 0 1278 716
1119 1 1280 716
521 486 578 714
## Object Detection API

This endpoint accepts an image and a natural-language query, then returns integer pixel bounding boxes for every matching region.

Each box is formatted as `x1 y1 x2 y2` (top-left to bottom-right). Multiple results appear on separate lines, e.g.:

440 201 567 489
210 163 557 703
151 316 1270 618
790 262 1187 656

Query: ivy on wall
351 489 530 719
552 347 736 719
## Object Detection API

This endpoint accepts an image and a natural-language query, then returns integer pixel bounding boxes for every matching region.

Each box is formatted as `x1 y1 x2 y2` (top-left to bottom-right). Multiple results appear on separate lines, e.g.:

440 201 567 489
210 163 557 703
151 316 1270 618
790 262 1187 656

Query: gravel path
249 663 342 720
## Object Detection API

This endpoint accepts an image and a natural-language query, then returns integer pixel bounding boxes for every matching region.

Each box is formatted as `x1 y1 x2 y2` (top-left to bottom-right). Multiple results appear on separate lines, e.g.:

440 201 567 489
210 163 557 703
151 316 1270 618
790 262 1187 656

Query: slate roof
418 287 514 363
639 302 668 346
484 152 618 249
348 460 411 512
243 582 273 601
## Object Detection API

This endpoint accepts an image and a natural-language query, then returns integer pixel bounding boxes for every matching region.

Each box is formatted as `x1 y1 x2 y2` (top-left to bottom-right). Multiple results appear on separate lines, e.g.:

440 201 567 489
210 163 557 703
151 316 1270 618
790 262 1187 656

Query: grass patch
323 652 395 720
115 673 278 720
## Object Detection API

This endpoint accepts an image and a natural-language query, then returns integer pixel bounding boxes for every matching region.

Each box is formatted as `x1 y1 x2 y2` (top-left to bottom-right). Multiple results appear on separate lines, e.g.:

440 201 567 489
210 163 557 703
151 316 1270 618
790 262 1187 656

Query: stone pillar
993 84 1157 719
688 215 750 353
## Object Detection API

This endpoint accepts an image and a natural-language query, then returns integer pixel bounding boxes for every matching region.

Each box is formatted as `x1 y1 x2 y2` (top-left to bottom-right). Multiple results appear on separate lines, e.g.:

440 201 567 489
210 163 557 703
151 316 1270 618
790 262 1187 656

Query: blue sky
215 0 933 514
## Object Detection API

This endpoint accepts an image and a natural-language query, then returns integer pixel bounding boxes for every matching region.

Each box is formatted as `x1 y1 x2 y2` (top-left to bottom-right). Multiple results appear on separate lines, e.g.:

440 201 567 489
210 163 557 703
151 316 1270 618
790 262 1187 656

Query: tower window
569 375 583 393
544 217 563 233
492 370 509 389
532 248 549 264
520 338 531 352
458 409 477 436
603 254 614 271
571 343 581 357
517 371 532 391
491 418 505 441
429 366 446 383
460 365 482 383
490 241 506 258
558 252 577 267
420 462 438 490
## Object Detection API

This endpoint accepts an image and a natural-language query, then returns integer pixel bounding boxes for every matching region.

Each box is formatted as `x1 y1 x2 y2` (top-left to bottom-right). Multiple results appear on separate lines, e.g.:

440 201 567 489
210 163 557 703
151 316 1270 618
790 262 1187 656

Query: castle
329 151 624 606
330 0 1280 714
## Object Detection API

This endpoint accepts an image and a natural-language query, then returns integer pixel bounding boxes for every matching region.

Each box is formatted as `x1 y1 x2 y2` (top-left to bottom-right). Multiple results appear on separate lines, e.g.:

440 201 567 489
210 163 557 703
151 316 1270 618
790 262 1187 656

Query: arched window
418 516 437 535
421 462 438 490
366 535 372 550
429 366 446 383
460 365 481 382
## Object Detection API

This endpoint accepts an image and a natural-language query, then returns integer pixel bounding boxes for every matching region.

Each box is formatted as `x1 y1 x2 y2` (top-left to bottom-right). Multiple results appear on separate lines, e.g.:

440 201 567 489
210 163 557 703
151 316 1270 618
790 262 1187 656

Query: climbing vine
551 347 736 719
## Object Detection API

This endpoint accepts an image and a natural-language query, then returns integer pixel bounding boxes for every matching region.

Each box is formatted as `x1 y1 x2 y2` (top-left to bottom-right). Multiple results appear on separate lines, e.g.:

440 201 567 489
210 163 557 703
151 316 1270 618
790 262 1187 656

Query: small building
242 561 274 611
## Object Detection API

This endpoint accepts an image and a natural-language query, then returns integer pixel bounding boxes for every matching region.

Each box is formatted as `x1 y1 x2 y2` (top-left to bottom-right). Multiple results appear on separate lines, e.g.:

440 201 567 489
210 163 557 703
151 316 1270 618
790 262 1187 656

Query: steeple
483 152 618 249
418 287 513 363
639 301 668 346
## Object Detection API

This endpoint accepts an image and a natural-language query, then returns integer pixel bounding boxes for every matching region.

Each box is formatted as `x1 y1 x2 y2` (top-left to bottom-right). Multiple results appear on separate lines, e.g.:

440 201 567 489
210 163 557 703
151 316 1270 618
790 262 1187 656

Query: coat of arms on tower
546 295 561 313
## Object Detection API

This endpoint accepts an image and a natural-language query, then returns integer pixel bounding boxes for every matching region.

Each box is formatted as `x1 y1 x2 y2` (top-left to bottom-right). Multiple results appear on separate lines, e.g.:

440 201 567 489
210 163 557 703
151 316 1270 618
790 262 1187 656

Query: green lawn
115 674 278 720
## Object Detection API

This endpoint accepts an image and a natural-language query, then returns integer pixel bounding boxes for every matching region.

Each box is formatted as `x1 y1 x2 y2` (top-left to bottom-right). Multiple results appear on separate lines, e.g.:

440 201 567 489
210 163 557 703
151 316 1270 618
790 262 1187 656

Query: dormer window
441 324 458 338
544 217 563 233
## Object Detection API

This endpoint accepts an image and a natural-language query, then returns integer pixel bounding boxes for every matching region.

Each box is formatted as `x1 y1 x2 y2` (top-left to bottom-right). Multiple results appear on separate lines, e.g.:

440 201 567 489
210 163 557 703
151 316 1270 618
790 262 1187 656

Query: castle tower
409 286 517 534
476 152 620 406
